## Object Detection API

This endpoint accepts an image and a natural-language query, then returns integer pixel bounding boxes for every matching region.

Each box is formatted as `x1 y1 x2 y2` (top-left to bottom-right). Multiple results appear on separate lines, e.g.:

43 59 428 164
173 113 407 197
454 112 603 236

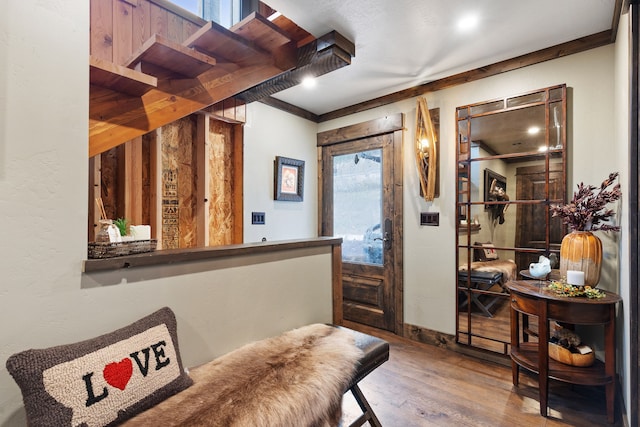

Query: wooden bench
458 270 505 317
8 306 391 427
339 326 389 427
123 325 389 426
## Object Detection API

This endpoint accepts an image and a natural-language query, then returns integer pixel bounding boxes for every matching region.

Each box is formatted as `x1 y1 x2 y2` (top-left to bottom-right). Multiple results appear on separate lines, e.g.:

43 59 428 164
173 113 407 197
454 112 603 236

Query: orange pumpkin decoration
559 231 602 287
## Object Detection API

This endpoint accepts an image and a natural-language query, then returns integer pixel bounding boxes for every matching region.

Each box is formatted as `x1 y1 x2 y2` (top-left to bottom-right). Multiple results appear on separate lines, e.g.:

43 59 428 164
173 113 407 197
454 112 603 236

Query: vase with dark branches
550 172 621 287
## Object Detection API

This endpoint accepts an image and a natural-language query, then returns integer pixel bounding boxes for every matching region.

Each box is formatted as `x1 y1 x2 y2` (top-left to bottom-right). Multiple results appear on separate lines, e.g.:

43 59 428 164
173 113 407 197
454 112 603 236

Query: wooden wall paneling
182 19 200 43
160 123 180 249
232 124 243 244
223 99 240 122
90 0 114 61
132 0 152 53
196 114 210 247
209 102 223 118
207 120 234 245
234 100 246 123
123 137 143 225
205 100 247 124
150 3 169 38
147 0 206 28
157 117 199 248
167 12 183 43
113 0 134 65
177 117 198 248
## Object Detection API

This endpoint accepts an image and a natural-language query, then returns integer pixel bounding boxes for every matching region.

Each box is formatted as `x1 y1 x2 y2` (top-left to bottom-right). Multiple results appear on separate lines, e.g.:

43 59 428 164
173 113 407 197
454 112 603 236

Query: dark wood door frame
317 114 404 334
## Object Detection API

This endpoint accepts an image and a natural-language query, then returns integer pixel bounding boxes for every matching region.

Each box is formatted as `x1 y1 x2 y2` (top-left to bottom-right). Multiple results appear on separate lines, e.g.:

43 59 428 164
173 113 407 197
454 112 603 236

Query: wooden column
123 138 144 225
149 129 162 246
88 154 102 242
232 124 244 244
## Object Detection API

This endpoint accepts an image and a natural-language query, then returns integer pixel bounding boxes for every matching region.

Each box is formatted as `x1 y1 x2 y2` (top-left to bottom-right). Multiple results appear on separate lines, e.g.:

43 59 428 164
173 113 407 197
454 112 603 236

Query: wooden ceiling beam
235 31 355 104
317 30 613 122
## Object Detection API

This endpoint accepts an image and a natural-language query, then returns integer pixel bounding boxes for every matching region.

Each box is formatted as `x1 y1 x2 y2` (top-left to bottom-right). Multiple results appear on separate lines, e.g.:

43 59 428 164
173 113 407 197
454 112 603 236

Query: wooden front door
515 163 565 269
318 115 403 333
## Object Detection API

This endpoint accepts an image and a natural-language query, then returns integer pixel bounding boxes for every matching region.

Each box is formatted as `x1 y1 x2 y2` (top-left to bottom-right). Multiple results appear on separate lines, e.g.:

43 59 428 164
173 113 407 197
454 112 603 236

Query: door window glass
332 149 383 265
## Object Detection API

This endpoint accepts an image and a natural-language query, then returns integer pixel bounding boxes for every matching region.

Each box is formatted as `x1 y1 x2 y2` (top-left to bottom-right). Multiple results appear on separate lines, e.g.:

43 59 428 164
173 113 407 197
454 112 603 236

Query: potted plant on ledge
550 172 621 287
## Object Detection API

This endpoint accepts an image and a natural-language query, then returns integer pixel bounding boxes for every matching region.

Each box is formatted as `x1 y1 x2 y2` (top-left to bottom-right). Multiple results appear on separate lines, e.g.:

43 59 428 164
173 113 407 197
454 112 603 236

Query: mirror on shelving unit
455 85 567 354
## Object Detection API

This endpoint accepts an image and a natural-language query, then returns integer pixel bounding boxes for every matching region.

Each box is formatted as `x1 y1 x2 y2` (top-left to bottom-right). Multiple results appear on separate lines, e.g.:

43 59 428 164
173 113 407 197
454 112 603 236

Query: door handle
374 219 392 250
382 218 392 250
374 232 390 243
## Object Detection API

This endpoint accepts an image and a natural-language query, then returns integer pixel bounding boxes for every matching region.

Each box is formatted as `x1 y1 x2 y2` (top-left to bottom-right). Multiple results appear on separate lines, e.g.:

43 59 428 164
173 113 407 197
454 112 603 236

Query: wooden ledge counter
83 237 343 273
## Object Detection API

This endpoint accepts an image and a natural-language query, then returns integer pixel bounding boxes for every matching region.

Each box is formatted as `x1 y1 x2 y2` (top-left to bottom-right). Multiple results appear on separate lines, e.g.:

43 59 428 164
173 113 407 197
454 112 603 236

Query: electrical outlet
420 212 439 226
251 212 265 225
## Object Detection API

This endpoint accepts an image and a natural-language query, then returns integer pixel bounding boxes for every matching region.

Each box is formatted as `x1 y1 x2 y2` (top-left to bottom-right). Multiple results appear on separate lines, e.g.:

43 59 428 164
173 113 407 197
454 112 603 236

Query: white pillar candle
566 270 585 286
129 225 151 240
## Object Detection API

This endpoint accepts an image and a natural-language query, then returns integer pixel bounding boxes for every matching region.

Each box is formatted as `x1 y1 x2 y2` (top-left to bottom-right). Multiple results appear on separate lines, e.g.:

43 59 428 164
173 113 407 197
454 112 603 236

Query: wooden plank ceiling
89 4 354 157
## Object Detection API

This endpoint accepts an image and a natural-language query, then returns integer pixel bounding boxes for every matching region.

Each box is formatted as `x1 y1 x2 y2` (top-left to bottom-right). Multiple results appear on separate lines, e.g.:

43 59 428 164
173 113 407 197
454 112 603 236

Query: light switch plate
251 212 265 225
420 212 439 226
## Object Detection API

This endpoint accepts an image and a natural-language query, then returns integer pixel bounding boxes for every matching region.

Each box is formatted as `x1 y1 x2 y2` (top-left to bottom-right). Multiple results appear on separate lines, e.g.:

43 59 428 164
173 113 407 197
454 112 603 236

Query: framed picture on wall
274 156 305 202
484 169 507 210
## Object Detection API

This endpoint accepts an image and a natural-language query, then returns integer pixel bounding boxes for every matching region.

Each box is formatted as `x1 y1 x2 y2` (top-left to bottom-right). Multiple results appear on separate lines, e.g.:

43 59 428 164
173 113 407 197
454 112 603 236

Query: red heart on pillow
103 358 133 391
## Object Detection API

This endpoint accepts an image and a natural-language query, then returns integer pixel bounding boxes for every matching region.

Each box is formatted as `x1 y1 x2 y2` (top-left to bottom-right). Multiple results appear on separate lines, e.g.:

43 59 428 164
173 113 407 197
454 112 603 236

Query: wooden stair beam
89 62 293 157
89 14 301 157
268 13 316 48
125 34 216 78
230 12 292 53
90 56 157 96
184 18 290 68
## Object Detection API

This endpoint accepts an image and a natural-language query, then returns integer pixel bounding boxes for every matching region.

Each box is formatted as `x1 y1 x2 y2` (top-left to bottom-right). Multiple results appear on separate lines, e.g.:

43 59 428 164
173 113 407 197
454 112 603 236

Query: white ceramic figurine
529 255 552 279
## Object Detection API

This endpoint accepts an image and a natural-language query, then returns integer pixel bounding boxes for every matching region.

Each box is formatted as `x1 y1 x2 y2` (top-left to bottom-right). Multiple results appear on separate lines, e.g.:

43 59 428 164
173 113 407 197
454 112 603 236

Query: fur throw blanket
458 259 517 283
122 324 363 427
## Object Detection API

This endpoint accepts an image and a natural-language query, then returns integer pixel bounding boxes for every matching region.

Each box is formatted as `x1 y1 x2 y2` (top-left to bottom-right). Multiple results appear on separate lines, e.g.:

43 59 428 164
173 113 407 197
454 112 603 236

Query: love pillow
6 307 193 427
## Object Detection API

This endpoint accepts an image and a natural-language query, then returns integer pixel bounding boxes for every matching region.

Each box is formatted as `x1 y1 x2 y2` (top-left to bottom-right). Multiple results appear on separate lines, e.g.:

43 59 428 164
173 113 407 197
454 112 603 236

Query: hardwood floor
341 325 622 427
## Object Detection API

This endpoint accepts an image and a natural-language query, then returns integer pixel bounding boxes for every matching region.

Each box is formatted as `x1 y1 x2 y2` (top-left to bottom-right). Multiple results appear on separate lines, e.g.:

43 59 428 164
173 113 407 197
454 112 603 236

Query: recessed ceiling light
301 76 317 88
457 14 479 32
528 126 541 135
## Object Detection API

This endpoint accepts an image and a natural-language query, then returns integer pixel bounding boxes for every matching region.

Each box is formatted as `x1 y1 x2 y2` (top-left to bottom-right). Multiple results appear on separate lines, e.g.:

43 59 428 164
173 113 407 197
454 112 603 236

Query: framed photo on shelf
274 156 305 202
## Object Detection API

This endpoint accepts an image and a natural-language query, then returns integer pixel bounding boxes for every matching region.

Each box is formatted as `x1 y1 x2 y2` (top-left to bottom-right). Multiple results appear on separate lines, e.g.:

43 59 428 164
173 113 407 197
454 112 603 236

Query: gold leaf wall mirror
415 97 438 201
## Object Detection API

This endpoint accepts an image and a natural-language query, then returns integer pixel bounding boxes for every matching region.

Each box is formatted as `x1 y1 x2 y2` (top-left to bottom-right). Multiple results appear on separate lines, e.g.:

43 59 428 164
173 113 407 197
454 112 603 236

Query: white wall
0 1 333 425
318 43 619 334
243 103 319 243
318 42 629 412
0 0 632 423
